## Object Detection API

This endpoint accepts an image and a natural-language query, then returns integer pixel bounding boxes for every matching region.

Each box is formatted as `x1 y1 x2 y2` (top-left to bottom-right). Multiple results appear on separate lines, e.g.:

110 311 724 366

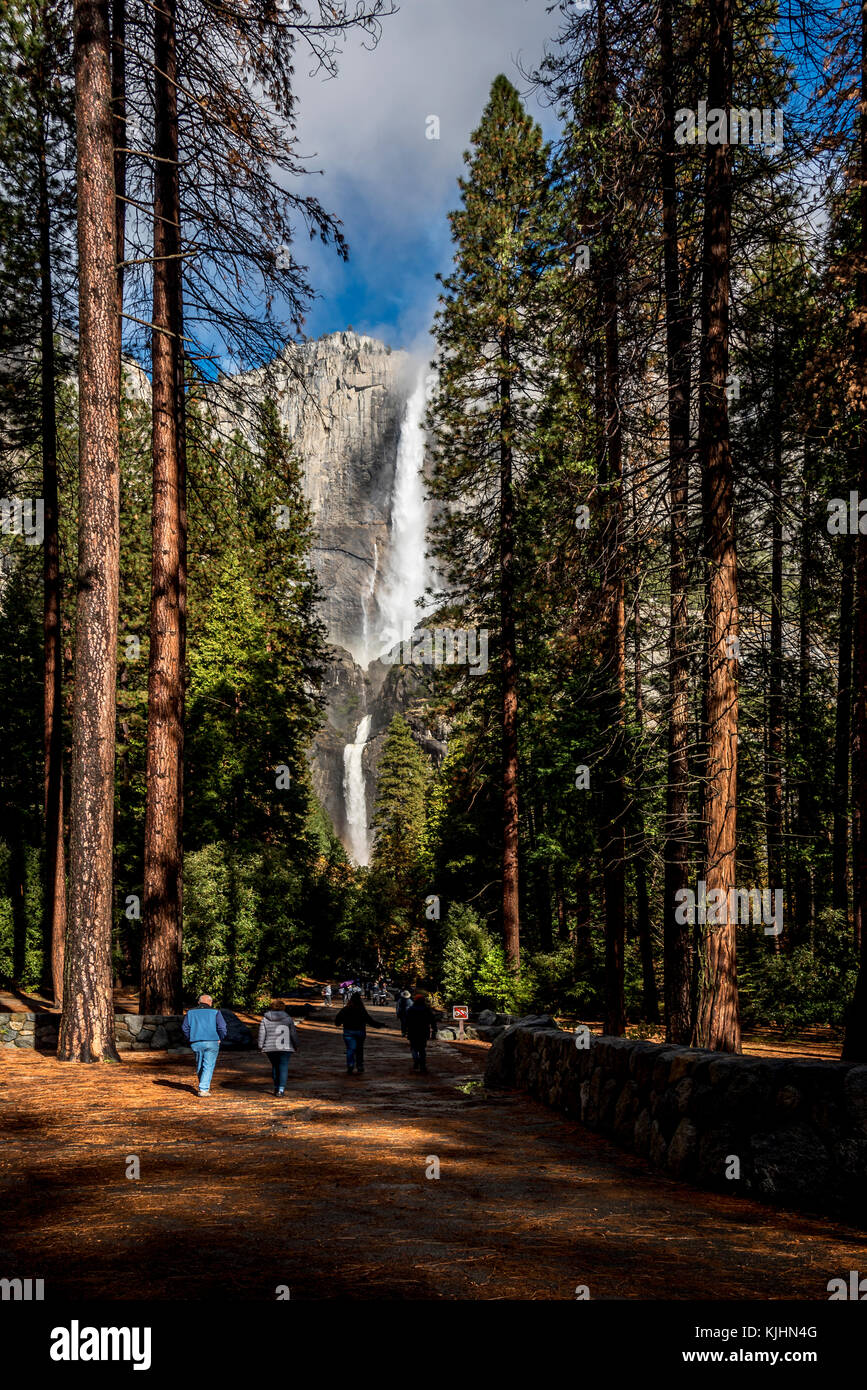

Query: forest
2 0 867 1064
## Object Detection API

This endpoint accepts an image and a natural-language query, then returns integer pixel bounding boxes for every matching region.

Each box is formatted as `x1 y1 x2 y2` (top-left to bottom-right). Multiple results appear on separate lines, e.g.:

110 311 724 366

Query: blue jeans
191 1041 220 1092
267 1051 291 1091
343 1029 365 1072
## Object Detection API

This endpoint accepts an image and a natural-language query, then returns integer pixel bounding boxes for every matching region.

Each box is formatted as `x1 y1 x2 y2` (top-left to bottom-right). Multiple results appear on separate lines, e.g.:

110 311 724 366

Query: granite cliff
212 331 444 862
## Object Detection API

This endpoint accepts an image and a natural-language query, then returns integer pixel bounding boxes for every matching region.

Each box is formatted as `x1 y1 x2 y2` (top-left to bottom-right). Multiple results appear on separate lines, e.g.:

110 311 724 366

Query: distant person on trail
322 984 332 1007
405 994 437 1074
257 1000 299 1097
396 990 412 1036
334 991 384 1075
182 994 227 1097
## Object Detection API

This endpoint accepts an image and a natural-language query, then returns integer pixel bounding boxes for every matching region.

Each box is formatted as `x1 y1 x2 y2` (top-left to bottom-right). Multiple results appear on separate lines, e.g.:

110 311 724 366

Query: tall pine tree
427 74 554 970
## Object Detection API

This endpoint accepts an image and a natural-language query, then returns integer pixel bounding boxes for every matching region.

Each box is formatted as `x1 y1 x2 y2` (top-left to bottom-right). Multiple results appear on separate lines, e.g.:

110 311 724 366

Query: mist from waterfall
376 370 431 660
343 713 372 866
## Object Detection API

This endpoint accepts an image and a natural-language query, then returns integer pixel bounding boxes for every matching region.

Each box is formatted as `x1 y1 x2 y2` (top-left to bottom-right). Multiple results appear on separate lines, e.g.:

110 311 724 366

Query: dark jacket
395 995 412 1022
182 1007 227 1044
334 997 383 1036
405 1001 437 1042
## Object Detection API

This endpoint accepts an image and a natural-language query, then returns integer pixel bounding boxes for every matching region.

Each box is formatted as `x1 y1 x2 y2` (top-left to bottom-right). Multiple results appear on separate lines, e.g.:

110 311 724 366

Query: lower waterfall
343 714 372 866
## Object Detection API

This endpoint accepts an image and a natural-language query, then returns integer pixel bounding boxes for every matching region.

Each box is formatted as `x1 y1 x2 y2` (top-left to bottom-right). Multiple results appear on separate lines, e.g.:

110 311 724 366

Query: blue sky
289 0 564 354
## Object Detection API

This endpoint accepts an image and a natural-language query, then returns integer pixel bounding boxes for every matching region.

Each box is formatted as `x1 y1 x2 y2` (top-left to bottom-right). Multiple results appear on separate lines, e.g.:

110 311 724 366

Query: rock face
211 331 442 859
213 331 417 663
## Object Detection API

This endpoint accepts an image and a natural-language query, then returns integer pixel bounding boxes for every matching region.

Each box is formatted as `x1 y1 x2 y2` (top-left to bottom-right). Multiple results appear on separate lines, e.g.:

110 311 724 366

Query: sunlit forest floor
0 1006 864 1300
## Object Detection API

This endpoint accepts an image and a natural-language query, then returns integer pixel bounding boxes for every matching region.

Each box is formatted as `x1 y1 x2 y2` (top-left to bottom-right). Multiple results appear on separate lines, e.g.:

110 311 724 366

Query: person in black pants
405 993 437 1074
257 1001 298 1096
334 990 384 1074
395 989 412 1036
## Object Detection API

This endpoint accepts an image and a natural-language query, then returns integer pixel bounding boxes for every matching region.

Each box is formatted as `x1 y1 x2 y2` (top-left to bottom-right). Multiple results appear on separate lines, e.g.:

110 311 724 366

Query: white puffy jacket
257 1010 298 1052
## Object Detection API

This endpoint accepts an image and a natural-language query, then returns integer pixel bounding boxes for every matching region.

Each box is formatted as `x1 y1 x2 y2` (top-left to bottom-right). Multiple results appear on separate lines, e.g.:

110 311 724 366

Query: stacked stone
0 1012 36 1048
114 1014 187 1052
485 1024 867 1224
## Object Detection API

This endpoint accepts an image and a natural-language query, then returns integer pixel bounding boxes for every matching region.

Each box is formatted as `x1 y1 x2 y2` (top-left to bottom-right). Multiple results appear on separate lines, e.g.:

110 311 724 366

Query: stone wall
484 1024 867 1223
0 1012 190 1052
115 1015 187 1052
0 1012 36 1048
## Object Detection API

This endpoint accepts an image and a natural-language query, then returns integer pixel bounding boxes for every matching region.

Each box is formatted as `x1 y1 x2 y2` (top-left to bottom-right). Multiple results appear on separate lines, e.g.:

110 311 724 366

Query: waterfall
340 367 430 862
376 371 430 660
360 539 379 667
343 713 372 866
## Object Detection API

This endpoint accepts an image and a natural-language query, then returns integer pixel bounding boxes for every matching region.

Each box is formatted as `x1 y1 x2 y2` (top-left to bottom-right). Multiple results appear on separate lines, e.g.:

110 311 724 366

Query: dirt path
1 1008 865 1301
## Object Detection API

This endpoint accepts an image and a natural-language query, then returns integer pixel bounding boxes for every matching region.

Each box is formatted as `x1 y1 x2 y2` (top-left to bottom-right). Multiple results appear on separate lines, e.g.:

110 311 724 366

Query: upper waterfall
375 370 431 663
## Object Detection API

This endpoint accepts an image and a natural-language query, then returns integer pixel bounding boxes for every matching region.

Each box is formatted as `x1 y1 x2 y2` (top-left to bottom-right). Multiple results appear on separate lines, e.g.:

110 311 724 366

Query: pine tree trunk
833 533 854 917
34 64 66 1007
659 0 693 1043
693 0 741 1053
141 0 185 1013
764 364 783 953
555 863 568 942
843 0 867 1060
597 0 626 1037
632 558 659 1022
58 0 121 1063
499 331 520 968
794 460 814 942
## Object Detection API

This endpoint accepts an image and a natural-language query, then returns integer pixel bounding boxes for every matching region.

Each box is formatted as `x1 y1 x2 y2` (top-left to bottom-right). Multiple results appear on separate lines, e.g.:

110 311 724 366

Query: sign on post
452 1004 468 1039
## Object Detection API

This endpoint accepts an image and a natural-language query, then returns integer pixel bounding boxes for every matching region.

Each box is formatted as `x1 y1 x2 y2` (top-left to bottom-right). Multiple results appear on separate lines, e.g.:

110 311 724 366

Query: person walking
257 1000 299 1096
395 989 412 1037
334 989 383 1075
405 993 438 1074
182 993 227 1097
322 983 332 1007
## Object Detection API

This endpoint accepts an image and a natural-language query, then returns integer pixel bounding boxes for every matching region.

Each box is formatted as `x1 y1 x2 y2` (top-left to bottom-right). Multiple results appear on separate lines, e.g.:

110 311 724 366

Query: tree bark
843 0 867 1060
34 55 66 1007
58 0 121 1063
833 533 854 919
498 325 520 968
764 352 783 954
141 0 185 1013
793 456 814 943
659 0 693 1043
632 548 659 1023
554 863 568 942
597 0 626 1036
693 0 741 1053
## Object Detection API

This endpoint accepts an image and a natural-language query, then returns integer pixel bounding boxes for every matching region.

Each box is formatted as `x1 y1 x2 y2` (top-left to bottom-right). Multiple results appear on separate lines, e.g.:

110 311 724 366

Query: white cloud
288 0 561 346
